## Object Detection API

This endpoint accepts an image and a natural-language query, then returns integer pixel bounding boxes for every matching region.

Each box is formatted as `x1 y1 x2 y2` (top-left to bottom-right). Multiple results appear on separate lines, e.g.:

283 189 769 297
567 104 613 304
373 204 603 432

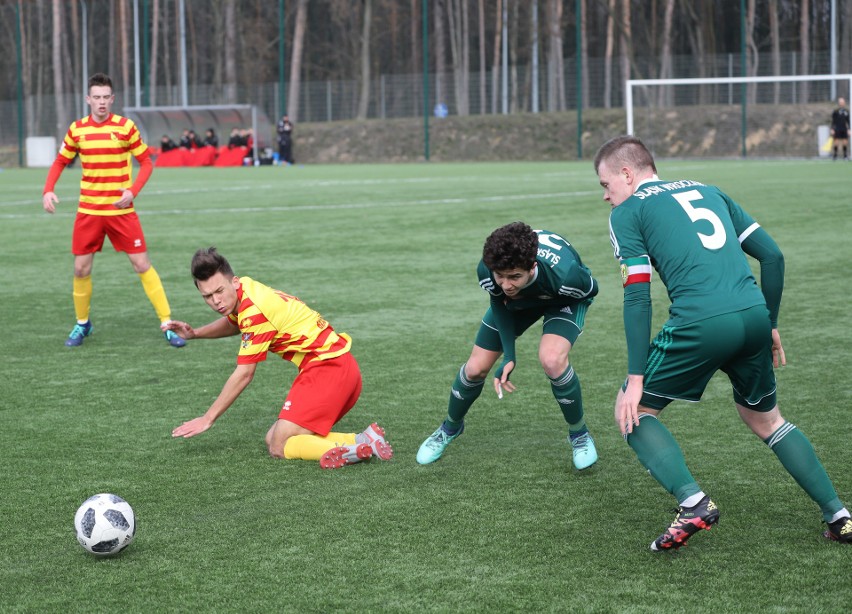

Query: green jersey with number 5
609 179 766 327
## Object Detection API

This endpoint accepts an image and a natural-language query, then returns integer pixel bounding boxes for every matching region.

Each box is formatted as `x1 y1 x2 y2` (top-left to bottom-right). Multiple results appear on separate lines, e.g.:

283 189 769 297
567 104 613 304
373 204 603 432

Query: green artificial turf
0 159 849 612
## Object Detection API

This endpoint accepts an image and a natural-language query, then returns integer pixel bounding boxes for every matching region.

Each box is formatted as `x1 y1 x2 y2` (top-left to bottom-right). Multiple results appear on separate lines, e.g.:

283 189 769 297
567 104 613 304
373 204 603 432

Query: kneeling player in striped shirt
165 247 392 469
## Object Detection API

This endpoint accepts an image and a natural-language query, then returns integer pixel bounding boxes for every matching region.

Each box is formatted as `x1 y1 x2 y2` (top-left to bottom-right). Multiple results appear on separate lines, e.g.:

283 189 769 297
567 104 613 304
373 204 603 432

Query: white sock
680 491 706 508
830 508 850 523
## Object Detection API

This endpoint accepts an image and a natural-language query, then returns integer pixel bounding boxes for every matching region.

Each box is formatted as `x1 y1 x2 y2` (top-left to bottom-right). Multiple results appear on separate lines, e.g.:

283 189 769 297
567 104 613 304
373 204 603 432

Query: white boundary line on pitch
0 190 599 220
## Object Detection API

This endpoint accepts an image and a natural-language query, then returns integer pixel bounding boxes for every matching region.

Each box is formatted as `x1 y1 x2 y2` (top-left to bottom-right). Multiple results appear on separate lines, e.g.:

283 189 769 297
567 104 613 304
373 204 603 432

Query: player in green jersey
416 221 599 469
595 135 851 550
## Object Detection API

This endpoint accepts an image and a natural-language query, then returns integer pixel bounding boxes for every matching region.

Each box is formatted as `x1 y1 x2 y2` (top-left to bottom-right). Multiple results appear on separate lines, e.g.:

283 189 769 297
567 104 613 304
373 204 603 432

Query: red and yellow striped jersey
227 277 352 369
57 114 149 216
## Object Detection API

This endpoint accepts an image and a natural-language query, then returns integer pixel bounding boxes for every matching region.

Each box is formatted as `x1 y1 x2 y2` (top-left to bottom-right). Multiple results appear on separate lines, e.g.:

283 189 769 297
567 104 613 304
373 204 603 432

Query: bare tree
603 0 615 108
223 0 237 104
745 0 758 103
410 0 420 116
51 0 68 139
510 0 519 112
580 0 589 109
768 0 781 103
447 0 470 115
356 0 372 119
435 0 447 109
799 0 810 102
546 0 565 112
288 0 309 122
491 0 502 114
478 0 486 114
619 0 632 107
119 0 130 99
657 0 675 106
148 0 160 105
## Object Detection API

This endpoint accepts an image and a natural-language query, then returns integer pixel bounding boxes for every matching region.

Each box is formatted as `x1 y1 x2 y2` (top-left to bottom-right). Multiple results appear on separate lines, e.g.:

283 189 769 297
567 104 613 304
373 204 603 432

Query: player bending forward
417 222 599 469
166 247 392 469
596 135 851 550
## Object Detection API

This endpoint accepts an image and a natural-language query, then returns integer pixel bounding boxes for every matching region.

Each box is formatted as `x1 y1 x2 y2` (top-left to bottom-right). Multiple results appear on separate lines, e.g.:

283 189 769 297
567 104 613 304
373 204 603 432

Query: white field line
0 189 598 220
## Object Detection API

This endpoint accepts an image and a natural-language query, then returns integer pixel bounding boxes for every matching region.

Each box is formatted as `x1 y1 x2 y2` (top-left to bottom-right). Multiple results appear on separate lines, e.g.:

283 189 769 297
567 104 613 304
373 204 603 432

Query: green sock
549 365 586 434
627 414 701 503
765 422 842 522
444 363 484 429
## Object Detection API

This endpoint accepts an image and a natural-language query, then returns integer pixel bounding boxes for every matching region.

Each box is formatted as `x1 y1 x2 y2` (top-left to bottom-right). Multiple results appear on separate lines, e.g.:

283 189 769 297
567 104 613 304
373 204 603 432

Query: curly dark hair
482 222 538 272
191 247 235 286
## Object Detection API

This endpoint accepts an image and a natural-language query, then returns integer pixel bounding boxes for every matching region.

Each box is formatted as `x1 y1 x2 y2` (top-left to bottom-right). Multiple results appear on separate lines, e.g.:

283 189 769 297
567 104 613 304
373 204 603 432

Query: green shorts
474 300 591 351
640 305 777 411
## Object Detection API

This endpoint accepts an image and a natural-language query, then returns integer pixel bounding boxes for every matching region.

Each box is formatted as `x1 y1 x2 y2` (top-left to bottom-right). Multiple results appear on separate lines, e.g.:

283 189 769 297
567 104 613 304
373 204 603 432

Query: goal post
625 74 852 158
123 104 274 163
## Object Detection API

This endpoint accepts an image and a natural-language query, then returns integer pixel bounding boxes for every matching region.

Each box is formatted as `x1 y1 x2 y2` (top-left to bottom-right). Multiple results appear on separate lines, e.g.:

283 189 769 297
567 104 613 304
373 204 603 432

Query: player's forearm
43 157 70 193
490 298 517 362
128 153 153 197
742 227 785 326
205 365 255 423
623 284 652 375
194 317 239 339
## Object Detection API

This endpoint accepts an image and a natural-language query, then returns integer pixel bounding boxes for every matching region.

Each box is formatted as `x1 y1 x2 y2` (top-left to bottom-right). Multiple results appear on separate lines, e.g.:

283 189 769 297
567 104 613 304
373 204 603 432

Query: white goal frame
626 73 852 136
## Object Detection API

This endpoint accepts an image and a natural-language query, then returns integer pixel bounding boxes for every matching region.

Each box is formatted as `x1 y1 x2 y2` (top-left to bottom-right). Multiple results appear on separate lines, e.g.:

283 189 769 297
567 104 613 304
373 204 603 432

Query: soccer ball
73 493 136 556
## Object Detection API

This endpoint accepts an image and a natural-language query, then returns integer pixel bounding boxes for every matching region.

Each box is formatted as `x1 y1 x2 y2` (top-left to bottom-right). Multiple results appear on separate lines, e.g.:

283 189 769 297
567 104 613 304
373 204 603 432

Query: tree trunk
223 0 237 104
435 0 447 109
657 0 675 106
356 0 372 120
619 0 632 107
288 0 308 122
799 0 809 102
447 0 470 115
580 0 589 109
149 0 160 105
67 0 80 117
119 0 130 100
546 0 564 112
478 0 485 114
52 0 68 139
768 0 780 103
491 0 502 114
510 0 519 113
410 0 420 117
603 0 614 108
745 0 758 103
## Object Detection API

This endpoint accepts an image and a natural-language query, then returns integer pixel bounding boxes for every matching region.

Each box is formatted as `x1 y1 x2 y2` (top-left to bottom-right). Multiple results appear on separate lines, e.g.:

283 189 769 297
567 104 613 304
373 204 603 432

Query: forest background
0 0 850 163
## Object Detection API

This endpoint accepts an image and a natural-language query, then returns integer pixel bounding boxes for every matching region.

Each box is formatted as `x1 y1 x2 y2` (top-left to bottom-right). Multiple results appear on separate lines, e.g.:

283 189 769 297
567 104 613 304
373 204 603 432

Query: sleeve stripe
738 222 760 244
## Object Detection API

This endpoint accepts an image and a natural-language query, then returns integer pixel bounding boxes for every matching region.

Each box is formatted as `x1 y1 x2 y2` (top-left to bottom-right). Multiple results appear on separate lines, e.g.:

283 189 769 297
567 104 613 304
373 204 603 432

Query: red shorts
72 212 148 255
279 352 362 436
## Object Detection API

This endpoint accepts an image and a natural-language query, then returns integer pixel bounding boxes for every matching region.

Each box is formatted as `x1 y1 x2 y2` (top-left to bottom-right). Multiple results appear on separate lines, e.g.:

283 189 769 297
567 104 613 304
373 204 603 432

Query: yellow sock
72 275 93 322
138 267 172 323
283 432 357 460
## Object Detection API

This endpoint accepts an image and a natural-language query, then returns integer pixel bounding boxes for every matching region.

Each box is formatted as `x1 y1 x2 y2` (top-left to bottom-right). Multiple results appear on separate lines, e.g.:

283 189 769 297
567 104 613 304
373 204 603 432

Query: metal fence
0 50 840 151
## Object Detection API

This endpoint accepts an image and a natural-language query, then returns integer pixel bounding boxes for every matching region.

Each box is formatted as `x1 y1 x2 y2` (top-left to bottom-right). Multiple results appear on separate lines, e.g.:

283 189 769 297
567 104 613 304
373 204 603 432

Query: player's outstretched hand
172 416 213 438
493 360 516 398
771 328 786 368
42 192 59 214
161 320 196 339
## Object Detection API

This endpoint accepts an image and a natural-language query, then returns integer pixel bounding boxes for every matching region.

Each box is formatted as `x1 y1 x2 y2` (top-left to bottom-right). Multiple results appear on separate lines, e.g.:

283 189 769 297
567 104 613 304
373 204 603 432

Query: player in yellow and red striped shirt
41 73 185 348
164 247 393 469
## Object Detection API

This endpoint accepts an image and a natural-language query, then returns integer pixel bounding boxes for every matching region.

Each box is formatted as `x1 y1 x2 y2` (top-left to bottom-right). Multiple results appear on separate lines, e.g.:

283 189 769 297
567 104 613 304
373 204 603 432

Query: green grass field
1 159 849 612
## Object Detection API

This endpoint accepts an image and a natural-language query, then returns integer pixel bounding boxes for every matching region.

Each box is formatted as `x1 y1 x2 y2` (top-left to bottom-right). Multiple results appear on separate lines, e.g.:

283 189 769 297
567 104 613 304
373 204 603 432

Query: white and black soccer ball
73 493 136 556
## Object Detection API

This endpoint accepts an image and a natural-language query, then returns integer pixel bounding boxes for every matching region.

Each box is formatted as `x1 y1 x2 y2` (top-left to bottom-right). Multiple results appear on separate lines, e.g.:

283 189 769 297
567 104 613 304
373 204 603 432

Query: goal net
625 74 852 158
123 104 273 163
